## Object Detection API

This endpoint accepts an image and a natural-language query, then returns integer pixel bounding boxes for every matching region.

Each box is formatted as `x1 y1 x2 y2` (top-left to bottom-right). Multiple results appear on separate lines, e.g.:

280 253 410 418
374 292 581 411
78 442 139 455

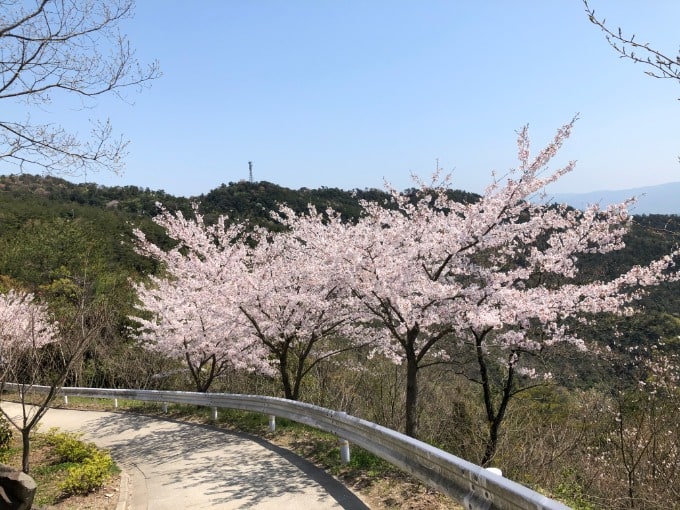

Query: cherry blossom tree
131 121 679 469
0 290 58 383
0 290 58 473
280 120 679 466
282 195 461 436
133 205 271 392
134 203 369 400
432 124 679 465
237 214 363 400
0 283 106 473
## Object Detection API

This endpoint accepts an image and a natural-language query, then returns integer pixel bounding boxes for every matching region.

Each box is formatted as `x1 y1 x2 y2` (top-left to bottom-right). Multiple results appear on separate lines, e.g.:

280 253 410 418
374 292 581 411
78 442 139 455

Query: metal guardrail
4 384 570 510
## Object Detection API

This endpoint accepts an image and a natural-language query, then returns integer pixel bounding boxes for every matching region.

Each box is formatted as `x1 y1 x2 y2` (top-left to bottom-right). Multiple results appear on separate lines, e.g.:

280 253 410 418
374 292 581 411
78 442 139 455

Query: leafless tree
584 1 680 85
0 0 160 176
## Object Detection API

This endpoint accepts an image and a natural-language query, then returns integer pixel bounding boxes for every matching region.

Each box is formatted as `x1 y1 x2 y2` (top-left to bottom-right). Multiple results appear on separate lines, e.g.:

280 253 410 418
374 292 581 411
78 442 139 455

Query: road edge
115 471 130 510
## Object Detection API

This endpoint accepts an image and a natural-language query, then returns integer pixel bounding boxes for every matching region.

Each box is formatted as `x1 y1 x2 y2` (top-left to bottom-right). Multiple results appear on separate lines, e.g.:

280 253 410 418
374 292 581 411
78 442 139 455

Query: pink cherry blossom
0 290 58 381
133 205 272 392
130 120 679 468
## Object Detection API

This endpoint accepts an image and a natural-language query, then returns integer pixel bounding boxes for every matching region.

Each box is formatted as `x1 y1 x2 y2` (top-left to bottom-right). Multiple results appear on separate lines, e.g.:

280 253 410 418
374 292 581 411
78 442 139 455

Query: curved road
1 402 370 510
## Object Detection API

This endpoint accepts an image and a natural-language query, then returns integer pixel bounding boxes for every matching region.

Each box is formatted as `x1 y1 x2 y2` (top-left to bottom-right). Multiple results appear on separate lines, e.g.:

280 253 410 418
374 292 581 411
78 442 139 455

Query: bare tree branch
0 0 160 176
584 0 680 84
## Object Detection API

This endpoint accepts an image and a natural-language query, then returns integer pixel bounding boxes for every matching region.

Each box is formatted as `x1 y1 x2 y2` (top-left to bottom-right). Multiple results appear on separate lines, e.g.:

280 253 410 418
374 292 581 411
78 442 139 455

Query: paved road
1 402 370 510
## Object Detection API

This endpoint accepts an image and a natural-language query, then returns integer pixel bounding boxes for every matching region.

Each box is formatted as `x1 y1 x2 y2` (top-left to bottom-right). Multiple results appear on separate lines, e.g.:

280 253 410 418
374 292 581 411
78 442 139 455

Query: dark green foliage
198 180 481 229
197 180 396 228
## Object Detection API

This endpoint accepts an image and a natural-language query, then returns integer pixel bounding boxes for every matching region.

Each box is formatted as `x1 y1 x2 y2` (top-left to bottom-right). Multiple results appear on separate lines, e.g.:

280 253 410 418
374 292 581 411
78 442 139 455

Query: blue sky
46 1 680 196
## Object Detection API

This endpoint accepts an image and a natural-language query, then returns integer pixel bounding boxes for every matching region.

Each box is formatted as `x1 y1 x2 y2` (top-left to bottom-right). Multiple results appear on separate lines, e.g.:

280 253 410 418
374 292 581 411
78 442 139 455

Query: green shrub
348 447 390 474
59 450 114 495
42 428 116 495
43 428 97 463
0 415 13 450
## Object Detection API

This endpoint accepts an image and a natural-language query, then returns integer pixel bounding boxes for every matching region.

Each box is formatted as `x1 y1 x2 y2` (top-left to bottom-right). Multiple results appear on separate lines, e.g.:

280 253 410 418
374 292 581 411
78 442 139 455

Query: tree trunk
403 325 421 438
291 363 302 401
21 428 30 474
279 353 295 400
290 335 317 402
479 347 516 467
404 356 419 438
186 354 219 393
481 415 502 467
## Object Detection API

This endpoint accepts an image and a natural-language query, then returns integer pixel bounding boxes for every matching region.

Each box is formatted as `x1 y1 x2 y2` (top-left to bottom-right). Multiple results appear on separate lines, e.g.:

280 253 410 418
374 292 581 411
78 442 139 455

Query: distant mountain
548 182 680 215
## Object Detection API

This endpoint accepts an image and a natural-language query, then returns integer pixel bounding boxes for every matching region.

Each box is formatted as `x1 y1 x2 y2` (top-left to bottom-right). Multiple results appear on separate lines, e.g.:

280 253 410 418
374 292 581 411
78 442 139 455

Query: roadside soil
41 477 120 510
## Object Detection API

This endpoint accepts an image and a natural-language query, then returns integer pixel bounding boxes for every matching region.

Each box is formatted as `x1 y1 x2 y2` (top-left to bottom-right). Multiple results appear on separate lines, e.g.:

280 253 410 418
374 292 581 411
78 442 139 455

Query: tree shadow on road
73 410 370 509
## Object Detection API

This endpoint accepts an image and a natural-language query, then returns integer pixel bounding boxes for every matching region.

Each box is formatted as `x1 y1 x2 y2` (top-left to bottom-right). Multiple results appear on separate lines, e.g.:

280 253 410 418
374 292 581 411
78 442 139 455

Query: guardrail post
486 467 502 477
162 402 168 413
212 407 218 421
114 398 118 409
339 439 351 464
268 415 276 432
63 395 68 405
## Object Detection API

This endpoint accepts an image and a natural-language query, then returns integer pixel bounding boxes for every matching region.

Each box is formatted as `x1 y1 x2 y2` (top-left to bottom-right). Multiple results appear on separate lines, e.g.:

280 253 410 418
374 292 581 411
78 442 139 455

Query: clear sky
55 1 680 196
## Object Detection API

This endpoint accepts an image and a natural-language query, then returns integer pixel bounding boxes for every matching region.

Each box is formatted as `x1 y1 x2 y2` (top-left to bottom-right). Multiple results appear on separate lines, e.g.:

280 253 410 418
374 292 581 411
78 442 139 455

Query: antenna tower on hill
248 161 253 183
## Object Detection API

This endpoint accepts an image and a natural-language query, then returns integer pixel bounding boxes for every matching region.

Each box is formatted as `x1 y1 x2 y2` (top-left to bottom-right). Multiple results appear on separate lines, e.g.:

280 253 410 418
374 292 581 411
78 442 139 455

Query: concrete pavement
1 402 370 510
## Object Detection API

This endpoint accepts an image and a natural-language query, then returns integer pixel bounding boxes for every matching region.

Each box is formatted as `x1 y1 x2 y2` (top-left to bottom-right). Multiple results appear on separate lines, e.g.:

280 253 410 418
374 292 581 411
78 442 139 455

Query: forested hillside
1 172 680 508
1 172 678 366
2 172 676 314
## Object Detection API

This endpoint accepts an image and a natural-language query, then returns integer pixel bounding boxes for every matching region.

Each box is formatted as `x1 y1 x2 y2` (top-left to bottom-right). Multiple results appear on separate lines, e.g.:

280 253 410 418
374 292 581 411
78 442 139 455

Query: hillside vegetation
1 173 679 509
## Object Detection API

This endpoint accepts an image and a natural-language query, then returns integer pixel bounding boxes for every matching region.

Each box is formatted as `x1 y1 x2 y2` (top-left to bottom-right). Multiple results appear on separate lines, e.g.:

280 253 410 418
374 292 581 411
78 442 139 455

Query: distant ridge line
548 181 680 215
